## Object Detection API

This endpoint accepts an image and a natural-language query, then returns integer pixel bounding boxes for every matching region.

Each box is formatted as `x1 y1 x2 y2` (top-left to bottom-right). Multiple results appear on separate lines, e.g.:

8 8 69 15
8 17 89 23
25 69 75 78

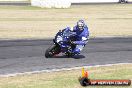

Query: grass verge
0 64 131 88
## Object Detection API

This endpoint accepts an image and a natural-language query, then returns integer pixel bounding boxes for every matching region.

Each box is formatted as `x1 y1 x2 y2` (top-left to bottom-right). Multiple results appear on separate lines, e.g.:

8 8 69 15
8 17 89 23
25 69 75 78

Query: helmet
77 20 85 31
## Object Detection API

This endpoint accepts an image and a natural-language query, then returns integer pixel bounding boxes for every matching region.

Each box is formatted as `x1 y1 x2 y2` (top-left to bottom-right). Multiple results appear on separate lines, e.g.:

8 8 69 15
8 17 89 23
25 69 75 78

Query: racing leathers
71 25 89 54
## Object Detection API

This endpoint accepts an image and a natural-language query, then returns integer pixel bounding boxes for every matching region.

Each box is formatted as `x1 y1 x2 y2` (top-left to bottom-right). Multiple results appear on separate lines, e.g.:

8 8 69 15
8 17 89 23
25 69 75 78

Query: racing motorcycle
45 27 77 58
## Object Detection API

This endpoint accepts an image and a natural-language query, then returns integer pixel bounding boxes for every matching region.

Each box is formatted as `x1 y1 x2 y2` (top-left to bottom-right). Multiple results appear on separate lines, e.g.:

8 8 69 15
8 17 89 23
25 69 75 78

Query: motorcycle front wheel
45 44 61 58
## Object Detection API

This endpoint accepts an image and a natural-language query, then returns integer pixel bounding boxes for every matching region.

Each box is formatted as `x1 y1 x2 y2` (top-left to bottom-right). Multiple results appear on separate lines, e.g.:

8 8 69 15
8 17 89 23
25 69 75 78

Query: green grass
0 64 132 88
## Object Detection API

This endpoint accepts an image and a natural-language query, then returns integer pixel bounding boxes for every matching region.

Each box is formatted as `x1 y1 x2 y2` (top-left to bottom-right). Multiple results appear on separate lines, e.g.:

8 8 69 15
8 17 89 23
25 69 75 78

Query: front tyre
45 45 61 58
45 49 53 58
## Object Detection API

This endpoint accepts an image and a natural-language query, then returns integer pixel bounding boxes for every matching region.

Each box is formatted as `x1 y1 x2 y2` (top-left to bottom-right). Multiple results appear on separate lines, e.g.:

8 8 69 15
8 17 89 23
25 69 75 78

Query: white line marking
0 63 131 77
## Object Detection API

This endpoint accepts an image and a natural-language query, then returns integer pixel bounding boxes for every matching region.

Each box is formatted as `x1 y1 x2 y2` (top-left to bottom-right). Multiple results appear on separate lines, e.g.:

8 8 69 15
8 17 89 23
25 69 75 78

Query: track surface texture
0 37 132 75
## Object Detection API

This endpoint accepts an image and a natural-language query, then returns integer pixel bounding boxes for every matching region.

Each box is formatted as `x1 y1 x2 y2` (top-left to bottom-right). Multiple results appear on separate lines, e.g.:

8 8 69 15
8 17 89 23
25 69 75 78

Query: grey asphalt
0 37 132 75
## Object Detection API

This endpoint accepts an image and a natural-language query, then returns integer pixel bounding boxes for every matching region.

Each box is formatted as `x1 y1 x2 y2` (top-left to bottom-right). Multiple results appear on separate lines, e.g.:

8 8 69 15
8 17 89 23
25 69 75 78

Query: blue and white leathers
72 25 89 54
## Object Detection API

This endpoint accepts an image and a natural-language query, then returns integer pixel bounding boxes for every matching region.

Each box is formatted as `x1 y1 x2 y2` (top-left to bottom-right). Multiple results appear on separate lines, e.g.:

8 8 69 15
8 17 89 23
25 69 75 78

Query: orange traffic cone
84 71 88 78
82 67 88 78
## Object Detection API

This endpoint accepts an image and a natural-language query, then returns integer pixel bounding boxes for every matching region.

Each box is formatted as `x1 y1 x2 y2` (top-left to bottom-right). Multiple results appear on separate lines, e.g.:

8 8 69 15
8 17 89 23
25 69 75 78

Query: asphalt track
0 37 132 75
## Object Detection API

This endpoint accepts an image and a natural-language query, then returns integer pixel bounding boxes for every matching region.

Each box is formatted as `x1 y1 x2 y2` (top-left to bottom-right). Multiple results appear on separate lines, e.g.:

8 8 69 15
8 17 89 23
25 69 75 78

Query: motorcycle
45 27 77 58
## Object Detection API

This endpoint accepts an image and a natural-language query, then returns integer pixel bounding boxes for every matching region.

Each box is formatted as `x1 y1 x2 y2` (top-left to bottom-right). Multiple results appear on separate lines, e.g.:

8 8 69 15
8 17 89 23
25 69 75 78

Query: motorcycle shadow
50 55 85 59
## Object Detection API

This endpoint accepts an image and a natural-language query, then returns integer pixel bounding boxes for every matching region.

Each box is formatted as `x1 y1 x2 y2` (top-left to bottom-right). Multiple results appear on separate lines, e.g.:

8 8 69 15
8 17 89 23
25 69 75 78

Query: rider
70 19 89 54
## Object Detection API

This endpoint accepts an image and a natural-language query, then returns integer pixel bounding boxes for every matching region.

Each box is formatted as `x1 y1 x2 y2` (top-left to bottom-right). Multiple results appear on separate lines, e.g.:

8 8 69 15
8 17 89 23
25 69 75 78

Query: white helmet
77 20 85 31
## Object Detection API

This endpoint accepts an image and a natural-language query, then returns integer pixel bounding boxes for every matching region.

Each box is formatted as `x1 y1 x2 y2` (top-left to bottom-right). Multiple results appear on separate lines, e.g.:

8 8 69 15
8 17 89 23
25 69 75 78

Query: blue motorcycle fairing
54 27 76 53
